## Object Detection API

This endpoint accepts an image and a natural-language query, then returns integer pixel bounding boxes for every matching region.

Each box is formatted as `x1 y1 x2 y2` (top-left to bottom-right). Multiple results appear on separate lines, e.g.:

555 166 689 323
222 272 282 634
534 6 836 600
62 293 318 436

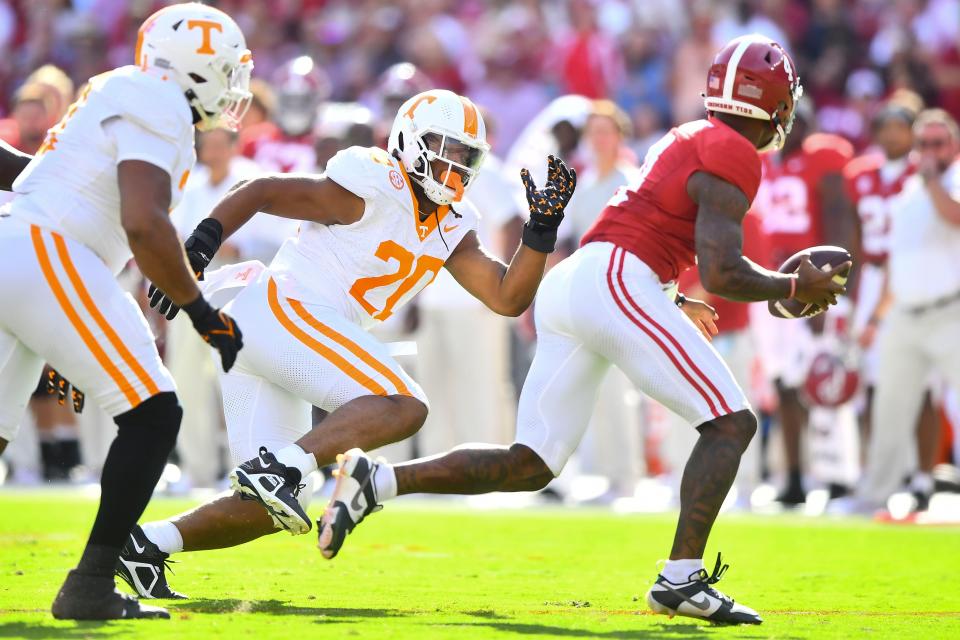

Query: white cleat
316 448 382 559
646 554 762 625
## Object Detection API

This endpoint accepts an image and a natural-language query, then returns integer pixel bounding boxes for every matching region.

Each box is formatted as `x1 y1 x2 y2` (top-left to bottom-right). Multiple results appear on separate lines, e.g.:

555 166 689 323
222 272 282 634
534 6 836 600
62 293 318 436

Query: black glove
46 368 85 414
520 155 577 253
149 218 224 320
182 295 243 372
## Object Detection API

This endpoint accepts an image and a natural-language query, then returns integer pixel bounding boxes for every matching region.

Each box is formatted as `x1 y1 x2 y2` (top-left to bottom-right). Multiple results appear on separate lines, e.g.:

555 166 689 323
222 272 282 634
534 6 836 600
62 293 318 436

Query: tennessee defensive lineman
320 35 848 625
120 89 575 598
0 3 248 619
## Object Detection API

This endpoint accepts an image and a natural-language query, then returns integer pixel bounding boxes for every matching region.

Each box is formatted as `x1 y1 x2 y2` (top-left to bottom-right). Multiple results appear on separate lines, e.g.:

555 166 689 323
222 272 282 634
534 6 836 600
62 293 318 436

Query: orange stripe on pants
51 232 160 397
287 298 412 397
30 225 140 407
267 278 389 397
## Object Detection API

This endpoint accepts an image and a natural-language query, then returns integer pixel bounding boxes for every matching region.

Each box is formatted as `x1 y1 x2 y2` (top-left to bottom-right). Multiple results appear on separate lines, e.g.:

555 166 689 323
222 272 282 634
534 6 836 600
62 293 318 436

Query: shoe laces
690 553 733 602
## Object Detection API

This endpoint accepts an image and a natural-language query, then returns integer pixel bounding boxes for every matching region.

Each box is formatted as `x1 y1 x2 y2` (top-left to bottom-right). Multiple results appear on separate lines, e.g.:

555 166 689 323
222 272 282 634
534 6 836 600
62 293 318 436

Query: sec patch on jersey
768 245 852 319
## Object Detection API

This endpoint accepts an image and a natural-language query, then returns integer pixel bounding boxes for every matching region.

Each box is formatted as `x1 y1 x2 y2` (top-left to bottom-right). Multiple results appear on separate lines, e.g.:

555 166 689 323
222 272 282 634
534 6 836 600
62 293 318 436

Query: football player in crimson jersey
239 55 329 173
752 106 856 506
321 35 847 625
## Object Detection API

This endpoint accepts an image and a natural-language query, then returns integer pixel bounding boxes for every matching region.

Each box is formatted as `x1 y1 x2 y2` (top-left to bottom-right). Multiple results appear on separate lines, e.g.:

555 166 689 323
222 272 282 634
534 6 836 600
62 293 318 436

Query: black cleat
116 525 187 599
646 554 761 625
775 484 806 506
230 446 311 534
51 569 169 620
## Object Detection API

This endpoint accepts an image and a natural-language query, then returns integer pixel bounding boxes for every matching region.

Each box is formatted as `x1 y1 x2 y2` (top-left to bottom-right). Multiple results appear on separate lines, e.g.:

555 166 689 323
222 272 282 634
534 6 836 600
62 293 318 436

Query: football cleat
116 525 187 600
646 554 761 625
317 448 383 559
230 446 311 534
51 569 170 620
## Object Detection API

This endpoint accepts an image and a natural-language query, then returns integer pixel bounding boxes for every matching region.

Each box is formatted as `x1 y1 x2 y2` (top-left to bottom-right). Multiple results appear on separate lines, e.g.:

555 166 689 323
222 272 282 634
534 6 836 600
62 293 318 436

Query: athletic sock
76 543 122 578
661 558 705 584
141 520 184 555
373 462 397 502
275 444 318 479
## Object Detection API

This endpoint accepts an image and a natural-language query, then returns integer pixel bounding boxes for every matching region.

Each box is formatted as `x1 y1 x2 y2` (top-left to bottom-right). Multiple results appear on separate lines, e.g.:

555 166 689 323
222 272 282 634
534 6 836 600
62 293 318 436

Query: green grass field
1 492 958 639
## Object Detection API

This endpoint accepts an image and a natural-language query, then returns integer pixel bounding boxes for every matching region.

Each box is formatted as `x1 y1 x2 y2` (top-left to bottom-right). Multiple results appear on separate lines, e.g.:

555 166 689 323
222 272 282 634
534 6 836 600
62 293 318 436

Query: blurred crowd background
1 0 959 519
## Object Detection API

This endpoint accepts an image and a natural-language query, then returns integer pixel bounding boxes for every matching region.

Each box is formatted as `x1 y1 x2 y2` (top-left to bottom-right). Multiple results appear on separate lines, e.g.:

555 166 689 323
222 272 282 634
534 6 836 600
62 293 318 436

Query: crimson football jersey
843 153 916 264
240 120 316 173
754 133 853 267
581 117 761 283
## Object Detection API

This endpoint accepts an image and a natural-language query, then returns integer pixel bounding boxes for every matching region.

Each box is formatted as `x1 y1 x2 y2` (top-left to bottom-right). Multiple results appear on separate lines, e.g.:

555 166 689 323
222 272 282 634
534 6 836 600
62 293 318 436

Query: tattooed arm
690 171 845 307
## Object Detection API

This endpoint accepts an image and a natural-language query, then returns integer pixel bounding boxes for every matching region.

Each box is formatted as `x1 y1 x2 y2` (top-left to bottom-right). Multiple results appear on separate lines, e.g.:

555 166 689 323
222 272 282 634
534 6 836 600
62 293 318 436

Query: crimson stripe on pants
614 248 735 415
605 246 722 419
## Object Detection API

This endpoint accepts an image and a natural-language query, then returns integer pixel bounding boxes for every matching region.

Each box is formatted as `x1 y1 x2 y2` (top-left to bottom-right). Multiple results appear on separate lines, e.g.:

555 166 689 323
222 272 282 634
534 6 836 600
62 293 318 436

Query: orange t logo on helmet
188 19 223 55
404 94 437 120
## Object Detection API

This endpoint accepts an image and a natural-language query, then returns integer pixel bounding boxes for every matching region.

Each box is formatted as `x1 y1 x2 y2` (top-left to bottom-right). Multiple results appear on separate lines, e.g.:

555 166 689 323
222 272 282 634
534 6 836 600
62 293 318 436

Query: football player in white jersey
0 3 249 620
124 89 575 599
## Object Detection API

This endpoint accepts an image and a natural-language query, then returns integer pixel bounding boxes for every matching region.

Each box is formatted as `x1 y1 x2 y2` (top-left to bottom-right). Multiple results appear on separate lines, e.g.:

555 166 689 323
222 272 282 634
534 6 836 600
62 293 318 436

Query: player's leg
221 277 428 532
120 367 311 599
2 224 176 618
316 250 612 557
588 246 759 623
0 329 46 461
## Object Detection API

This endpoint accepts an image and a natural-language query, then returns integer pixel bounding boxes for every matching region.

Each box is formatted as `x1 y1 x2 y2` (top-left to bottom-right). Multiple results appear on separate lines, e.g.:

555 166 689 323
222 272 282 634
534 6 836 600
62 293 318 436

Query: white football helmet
135 2 252 131
388 89 490 205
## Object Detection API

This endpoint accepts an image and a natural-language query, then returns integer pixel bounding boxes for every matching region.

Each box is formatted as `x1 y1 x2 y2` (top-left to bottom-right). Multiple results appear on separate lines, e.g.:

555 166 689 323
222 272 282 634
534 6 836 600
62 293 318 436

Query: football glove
520 155 577 253
46 368 85 414
182 295 243 372
149 218 224 320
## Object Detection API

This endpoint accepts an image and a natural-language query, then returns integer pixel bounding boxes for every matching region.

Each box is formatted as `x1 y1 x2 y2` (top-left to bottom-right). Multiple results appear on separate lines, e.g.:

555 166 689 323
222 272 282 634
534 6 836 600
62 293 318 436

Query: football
768 245 853 319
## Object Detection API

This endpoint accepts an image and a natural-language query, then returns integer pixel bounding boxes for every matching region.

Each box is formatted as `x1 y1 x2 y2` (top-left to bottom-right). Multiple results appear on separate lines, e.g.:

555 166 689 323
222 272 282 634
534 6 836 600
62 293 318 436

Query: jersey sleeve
324 146 390 200
698 133 762 201
103 116 181 176
98 70 193 146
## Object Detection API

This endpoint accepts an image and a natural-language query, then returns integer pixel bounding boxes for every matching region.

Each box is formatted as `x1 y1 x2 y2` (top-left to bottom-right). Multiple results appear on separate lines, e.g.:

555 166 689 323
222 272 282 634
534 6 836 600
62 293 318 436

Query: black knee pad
113 392 182 448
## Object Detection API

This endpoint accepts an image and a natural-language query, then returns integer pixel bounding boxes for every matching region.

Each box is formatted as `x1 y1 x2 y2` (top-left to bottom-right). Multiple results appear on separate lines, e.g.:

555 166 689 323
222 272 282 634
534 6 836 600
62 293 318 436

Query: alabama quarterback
0 3 249 619
320 35 848 625
120 90 576 599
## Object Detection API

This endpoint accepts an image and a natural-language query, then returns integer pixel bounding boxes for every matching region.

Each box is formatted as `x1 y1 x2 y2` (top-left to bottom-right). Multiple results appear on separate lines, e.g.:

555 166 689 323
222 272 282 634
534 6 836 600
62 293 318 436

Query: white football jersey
9 66 196 274
270 145 480 329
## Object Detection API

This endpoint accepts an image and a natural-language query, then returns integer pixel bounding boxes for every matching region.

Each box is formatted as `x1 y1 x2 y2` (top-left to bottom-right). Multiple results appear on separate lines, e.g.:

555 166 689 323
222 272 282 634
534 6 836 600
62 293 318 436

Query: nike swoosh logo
661 584 712 611
131 538 145 554
257 452 272 469
443 224 459 233
350 464 374 513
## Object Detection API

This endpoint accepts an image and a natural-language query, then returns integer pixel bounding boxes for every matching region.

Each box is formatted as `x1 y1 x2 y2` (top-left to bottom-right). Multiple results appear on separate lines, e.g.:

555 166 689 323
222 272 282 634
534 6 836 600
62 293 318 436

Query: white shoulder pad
325 146 408 201
450 196 481 227
94 67 193 144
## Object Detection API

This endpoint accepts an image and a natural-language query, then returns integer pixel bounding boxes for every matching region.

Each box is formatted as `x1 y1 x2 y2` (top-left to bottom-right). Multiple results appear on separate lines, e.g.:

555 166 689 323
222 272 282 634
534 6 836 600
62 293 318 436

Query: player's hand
182 295 244 372
520 155 577 253
681 298 719 342
46 368 85 414
794 256 850 309
148 219 223 320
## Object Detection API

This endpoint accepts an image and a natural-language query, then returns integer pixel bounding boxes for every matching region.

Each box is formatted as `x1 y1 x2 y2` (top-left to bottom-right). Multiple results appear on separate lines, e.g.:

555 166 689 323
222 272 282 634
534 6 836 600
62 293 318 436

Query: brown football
768 245 853 319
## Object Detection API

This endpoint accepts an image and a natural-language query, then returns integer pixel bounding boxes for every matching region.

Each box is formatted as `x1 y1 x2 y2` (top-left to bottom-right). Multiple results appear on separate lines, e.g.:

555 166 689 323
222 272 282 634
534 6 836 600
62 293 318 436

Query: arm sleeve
699 137 762 202
323 147 380 199
103 116 180 176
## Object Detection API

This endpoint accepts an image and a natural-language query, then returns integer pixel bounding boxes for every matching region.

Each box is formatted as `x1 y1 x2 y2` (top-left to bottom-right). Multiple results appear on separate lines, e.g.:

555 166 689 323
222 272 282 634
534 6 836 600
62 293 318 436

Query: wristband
788 276 797 299
521 220 558 253
185 218 224 260
182 294 214 325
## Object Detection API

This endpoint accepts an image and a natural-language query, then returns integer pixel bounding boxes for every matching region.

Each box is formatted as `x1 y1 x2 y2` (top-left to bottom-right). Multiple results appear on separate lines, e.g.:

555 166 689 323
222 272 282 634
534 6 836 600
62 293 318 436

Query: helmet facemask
404 130 487 205
186 52 253 132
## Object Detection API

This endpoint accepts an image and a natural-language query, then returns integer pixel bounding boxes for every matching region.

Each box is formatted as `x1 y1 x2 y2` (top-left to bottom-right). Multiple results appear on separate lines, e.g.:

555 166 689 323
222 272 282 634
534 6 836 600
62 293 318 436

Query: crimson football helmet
272 55 331 136
703 34 803 153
